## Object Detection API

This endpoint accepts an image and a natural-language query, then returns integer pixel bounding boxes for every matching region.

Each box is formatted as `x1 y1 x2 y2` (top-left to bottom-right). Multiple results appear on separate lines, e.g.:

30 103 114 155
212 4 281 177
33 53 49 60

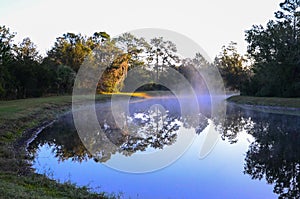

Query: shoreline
1 94 299 198
227 95 300 116
0 95 118 199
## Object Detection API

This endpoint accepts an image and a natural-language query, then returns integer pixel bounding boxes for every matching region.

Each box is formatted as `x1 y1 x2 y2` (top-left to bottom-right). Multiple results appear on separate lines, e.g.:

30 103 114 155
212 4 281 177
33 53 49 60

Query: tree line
0 28 111 99
215 0 300 97
0 26 211 100
0 0 299 99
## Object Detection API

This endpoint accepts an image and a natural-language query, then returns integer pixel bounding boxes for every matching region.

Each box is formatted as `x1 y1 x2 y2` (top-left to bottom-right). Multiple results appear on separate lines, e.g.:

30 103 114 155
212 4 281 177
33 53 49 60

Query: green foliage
0 25 222 98
56 65 76 94
114 32 149 69
214 41 250 91
147 37 180 80
14 37 41 62
0 28 114 99
97 35 184 93
0 95 119 199
243 0 300 97
11 38 45 98
0 30 57 99
0 25 15 98
47 33 90 72
47 32 110 72
0 25 15 66
178 53 210 94
97 54 130 93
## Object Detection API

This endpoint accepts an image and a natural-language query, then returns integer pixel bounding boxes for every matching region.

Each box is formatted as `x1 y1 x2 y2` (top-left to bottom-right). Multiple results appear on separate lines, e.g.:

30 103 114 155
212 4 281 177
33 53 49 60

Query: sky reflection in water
28 97 299 199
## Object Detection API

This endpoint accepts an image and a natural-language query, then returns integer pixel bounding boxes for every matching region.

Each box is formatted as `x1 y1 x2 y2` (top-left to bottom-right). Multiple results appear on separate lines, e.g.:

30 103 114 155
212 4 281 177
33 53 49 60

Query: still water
28 96 300 198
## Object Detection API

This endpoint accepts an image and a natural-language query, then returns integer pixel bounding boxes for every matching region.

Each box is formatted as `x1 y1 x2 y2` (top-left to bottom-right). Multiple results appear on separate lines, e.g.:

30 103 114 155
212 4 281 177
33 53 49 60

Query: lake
27 95 300 198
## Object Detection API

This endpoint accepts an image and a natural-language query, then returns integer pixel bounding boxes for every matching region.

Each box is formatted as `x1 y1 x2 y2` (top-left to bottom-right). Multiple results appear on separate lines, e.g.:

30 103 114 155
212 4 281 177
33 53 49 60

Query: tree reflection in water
217 104 300 198
28 99 300 198
27 115 93 163
28 98 209 163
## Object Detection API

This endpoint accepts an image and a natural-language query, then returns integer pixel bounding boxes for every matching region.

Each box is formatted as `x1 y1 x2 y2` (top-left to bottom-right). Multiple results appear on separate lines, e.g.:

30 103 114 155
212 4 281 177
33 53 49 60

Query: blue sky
0 0 282 59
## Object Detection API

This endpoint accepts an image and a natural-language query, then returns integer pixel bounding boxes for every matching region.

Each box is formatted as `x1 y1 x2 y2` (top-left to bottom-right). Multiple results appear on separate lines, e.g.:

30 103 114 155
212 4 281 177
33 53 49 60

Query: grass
0 173 121 199
227 95 300 109
0 91 169 198
0 95 121 199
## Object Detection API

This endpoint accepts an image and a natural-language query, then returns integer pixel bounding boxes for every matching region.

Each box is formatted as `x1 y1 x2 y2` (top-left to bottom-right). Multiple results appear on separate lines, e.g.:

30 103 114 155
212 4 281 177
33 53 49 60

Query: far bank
227 95 300 116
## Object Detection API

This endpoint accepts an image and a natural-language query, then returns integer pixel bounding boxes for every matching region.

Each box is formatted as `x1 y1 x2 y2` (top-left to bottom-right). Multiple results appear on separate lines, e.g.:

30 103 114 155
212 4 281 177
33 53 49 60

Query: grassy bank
0 95 120 199
227 95 300 109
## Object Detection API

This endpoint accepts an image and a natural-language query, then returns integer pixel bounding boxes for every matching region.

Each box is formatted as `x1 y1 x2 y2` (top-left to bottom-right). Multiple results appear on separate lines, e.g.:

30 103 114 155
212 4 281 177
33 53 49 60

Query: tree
45 31 118 93
114 32 149 70
243 0 300 97
47 32 110 72
0 26 15 65
11 38 46 98
214 42 250 91
47 33 90 72
98 34 176 93
97 53 130 93
14 37 41 62
55 65 76 94
147 37 180 80
179 53 211 95
275 0 300 41
0 25 15 98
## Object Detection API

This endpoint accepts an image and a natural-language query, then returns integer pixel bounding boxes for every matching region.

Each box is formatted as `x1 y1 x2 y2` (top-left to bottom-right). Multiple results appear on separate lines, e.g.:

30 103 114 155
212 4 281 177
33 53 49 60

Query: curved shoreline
14 106 72 152
227 95 300 116
2 94 299 198
0 96 117 199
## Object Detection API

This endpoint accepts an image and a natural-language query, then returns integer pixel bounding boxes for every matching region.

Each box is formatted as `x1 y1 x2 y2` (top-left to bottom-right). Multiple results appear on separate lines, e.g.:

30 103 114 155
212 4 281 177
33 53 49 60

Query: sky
0 0 283 60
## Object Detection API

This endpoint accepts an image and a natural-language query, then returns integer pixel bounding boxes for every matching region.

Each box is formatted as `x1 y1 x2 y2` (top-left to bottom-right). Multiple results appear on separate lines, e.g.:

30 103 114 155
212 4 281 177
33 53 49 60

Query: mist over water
27 95 300 198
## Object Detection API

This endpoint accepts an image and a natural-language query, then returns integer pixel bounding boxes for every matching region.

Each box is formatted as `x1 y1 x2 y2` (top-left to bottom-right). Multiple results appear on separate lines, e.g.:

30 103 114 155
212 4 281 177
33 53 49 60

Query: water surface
28 97 300 198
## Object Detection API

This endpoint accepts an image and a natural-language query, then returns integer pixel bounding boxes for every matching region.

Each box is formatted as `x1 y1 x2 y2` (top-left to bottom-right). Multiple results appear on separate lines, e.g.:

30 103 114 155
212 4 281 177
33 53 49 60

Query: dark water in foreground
28 97 300 199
